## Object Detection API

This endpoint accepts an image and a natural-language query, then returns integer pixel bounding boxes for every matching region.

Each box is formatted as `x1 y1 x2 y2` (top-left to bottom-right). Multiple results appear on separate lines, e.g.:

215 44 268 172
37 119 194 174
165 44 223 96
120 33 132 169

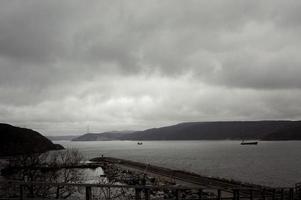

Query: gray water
56 140 301 187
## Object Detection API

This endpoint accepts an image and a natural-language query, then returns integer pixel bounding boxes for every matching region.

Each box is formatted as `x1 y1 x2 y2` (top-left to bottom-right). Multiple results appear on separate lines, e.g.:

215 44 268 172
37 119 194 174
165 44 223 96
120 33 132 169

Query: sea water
56 140 301 187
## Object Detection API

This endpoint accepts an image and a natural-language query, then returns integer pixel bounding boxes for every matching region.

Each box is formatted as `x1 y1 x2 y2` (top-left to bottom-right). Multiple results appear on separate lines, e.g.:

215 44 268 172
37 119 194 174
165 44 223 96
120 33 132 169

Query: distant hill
262 125 301 140
72 131 134 141
47 135 79 141
0 123 64 157
73 121 301 141
124 121 301 140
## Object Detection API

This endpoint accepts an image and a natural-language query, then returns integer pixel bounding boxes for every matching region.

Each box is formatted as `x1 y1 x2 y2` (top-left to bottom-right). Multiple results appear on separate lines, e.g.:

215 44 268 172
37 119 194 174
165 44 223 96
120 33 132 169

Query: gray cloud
1 0 301 135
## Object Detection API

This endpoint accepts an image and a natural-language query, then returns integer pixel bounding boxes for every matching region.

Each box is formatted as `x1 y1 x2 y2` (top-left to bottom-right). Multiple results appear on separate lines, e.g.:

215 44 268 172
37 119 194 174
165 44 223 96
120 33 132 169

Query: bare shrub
1 148 84 199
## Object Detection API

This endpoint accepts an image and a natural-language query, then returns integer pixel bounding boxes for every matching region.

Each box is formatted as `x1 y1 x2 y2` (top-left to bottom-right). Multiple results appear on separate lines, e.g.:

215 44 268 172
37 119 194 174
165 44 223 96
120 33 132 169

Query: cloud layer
1 0 301 135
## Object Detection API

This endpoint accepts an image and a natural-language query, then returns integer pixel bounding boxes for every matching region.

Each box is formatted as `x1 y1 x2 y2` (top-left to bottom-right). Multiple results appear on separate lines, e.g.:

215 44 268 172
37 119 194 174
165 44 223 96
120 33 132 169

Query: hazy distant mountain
47 135 79 141
72 131 134 141
72 121 301 141
123 121 301 140
261 125 301 140
0 123 64 157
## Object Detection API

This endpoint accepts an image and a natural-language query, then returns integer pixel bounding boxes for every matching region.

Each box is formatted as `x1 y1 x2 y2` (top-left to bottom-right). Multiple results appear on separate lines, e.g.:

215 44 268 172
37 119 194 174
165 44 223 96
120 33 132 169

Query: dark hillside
122 121 301 140
0 123 64 156
72 131 134 141
261 124 301 140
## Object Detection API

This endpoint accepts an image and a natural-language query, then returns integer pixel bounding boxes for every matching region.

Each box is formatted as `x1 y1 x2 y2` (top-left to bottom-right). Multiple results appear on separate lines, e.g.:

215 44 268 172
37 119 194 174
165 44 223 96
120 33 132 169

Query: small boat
240 140 258 145
137 142 143 145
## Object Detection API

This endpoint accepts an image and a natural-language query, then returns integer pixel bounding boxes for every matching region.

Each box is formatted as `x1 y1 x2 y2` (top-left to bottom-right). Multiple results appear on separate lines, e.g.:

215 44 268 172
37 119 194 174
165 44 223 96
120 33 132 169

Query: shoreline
90 156 272 190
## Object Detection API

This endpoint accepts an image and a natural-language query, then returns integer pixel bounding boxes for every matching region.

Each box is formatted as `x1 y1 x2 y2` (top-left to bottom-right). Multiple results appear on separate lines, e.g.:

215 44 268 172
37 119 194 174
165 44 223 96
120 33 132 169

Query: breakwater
91 156 266 190
90 156 301 199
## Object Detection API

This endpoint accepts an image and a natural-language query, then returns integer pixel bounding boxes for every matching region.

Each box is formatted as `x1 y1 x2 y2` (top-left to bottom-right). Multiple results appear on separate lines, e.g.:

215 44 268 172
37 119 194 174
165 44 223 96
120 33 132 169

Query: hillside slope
261 124 301 140
72 131 134 141
47 135 78 141
0 123 64 156
72 121 301 141
122 121 301 140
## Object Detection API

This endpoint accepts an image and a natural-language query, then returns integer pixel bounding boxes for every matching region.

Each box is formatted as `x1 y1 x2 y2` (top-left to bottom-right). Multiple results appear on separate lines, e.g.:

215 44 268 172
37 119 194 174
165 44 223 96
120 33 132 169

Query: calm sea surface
56 140 301 187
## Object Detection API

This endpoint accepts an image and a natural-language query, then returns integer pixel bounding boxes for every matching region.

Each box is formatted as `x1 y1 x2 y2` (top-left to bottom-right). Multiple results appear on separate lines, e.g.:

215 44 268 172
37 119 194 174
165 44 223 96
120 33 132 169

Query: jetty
90 156 301 199
91 157 265 189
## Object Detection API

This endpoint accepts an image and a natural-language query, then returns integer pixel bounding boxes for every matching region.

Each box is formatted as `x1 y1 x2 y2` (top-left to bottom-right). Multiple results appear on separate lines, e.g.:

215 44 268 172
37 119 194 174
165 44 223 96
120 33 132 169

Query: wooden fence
0 181 300 200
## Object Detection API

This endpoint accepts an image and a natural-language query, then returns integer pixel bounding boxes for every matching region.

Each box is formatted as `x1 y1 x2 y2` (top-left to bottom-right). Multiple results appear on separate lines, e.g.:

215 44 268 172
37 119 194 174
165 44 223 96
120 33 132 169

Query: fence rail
0 181 300 200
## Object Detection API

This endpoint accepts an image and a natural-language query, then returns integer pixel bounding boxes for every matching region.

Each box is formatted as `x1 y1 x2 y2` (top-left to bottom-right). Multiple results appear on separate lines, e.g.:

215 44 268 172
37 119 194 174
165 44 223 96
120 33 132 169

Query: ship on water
240 140 258 145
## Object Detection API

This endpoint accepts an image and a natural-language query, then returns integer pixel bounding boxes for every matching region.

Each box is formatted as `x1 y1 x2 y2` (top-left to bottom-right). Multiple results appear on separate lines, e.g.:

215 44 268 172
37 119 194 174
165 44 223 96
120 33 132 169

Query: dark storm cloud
0 1 75 62
1 0 300 86
1 0 301 135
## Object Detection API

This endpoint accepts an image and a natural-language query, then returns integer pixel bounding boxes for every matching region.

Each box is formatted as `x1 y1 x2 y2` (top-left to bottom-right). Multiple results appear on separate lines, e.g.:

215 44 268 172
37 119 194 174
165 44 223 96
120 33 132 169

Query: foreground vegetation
0 149 84 199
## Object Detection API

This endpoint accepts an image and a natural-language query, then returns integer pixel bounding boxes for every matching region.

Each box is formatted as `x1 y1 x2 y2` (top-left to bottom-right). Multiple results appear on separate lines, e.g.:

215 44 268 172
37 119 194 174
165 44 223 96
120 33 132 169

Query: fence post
280 188 284 200
262 188 266 200
272 189 276 200
107 187 111 200
20 184 24 200
198 189 203 200
56 186 60 199
217 189 221 200
233 189 238 200
289 188 294 200
86 186 92 200
175 189 180 200
249 189 253 200
135 188 142 200
144 189 150 200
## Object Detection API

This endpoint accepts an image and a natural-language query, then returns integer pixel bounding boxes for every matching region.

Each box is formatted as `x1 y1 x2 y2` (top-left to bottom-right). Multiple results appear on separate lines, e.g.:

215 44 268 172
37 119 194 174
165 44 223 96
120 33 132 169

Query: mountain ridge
72 131 134 141
72 120 301 141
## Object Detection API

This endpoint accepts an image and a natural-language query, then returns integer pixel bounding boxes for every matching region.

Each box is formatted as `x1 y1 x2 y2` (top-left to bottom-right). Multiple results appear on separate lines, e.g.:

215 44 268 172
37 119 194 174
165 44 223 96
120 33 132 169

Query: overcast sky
1 1 301 135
